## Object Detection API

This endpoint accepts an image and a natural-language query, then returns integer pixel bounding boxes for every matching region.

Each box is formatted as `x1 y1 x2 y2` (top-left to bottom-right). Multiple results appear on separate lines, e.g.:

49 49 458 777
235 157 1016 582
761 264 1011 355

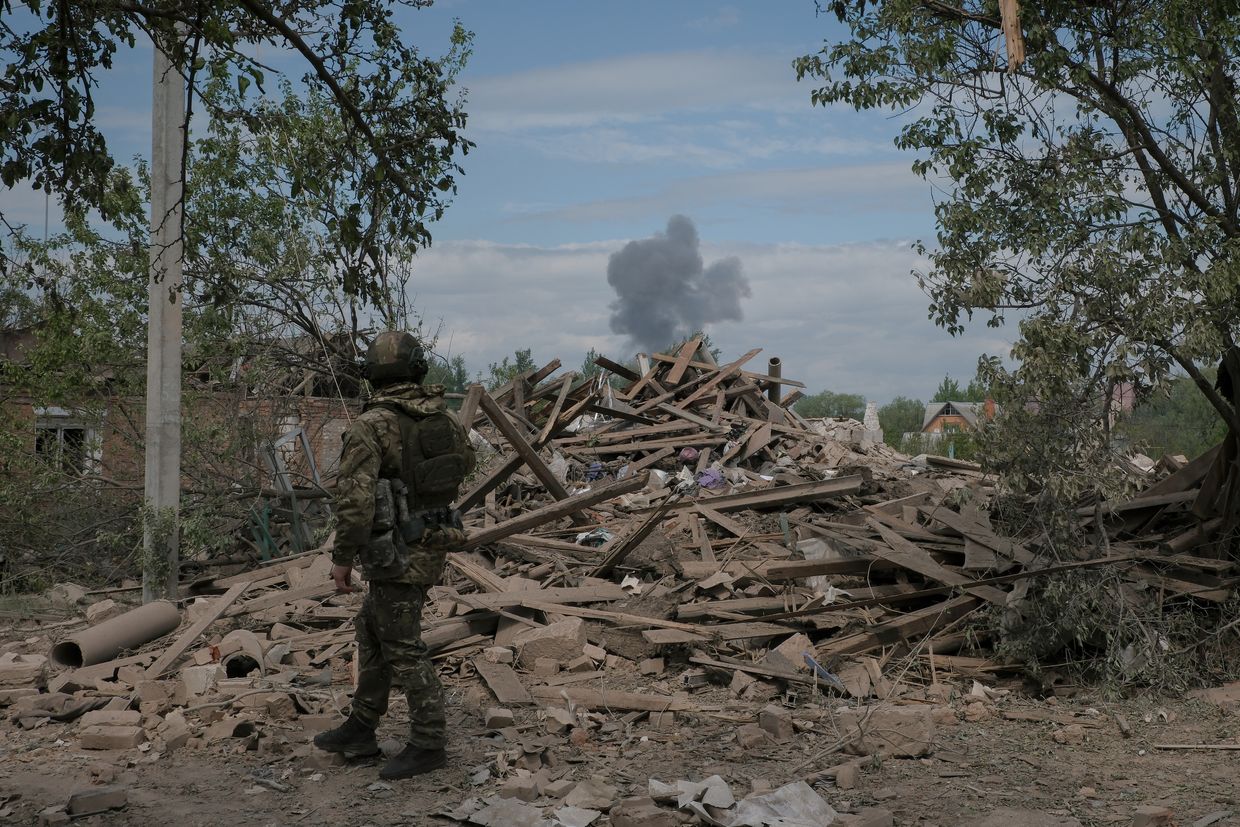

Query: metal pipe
767 357 782 403
51 600 180 668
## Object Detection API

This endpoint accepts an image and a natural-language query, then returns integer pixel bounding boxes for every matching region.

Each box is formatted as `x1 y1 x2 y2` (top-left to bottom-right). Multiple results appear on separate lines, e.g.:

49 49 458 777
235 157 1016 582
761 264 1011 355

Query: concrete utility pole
142 38 185 603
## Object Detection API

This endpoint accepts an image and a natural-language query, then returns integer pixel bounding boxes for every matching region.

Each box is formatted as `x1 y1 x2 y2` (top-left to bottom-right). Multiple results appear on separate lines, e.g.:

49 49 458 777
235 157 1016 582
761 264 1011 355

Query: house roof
922 401 982 429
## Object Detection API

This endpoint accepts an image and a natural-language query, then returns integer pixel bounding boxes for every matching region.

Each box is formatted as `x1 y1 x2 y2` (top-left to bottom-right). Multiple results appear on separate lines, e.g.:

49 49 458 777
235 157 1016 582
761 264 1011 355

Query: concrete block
647 711 676 731
0 654 47 688
638 657 665 675
543 778 576 798
563 777 618 810
85 599 124 625
737 723 772 749
533 657 561 676
513 618 587 668
840 704 936 757
609 797 677 827
483 646 515 664
758 704 794 743
836 808 894 827
835 761 859 790
299 715 337 734
179 664 218 697
0 687 38 706
565 655 595 673
38 806 70 825
66 785 127 816
48 582 87 608
79 724 146 750
582 643 606 662
770 633 814 670
485 707 516 730
1132 806 1174 827
136 680 170 703
79 710 142 728
499 774 541 802
268 623 301 640
158 710 191 751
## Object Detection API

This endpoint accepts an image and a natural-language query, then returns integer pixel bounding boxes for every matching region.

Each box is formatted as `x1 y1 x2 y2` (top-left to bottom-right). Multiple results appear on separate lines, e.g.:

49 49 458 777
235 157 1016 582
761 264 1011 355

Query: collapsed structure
2 338 1234 824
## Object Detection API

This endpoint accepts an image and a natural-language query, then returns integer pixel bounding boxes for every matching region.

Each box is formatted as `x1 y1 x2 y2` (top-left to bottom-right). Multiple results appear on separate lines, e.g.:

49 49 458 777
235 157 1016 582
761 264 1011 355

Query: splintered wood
14 341 1236 755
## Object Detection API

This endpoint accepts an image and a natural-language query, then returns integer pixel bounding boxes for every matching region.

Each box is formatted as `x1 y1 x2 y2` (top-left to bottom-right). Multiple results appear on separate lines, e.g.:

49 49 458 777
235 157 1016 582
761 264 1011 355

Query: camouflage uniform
332 381 475 750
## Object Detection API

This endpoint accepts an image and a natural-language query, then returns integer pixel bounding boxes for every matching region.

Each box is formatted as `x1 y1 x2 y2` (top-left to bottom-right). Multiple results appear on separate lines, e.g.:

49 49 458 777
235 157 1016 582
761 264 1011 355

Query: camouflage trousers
350 581 446 750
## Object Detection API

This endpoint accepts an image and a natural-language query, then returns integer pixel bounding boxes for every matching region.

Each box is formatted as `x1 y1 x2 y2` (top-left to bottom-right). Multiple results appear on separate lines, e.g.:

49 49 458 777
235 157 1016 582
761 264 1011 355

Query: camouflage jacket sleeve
332 417 383 567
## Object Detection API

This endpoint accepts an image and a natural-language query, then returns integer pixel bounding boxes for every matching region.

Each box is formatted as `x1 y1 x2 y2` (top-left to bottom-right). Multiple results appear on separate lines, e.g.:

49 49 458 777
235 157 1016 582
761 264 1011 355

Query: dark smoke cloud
606 215 750 353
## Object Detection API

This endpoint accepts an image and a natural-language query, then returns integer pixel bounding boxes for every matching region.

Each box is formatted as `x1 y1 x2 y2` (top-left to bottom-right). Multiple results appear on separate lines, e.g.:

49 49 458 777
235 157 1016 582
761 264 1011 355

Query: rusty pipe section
51 600 180 668
767 357 782 403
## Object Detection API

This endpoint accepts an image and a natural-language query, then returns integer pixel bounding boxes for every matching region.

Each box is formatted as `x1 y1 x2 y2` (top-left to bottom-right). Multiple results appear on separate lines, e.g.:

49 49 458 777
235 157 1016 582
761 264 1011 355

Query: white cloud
463 49 810 133
408 235 1013 401
516 162 933 223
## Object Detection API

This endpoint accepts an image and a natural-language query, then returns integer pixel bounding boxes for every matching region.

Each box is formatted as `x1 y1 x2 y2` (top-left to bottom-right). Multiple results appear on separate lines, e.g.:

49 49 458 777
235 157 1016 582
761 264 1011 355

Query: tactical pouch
405 414 471 506
358 530 410 581
372 479 396 532
360 480 409 580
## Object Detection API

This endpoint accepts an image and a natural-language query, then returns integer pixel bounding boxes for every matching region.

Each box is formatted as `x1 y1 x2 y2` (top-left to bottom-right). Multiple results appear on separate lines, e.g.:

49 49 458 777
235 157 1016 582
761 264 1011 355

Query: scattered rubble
2 341 1238 821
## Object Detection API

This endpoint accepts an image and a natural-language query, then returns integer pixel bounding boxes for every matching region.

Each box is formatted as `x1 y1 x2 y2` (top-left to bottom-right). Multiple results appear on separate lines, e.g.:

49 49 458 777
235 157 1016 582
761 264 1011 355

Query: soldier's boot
379 743 447 780
313 717 380 758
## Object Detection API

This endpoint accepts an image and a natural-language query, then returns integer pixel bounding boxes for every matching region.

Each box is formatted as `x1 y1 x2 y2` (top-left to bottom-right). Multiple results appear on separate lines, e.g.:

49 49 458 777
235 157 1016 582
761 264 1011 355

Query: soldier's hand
331 564 356 594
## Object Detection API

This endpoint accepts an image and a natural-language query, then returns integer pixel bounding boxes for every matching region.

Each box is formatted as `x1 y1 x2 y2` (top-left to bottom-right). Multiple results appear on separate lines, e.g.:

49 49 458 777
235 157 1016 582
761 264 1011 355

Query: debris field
3 337 1240 826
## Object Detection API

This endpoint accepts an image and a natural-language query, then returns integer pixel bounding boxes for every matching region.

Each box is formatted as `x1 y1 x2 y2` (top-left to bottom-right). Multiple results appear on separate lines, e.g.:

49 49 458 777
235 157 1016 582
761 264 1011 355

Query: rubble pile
2 338 1235 823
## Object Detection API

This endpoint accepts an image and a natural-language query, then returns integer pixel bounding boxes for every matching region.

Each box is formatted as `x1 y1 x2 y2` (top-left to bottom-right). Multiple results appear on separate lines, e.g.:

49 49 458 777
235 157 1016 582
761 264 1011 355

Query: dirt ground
4 674 1240 827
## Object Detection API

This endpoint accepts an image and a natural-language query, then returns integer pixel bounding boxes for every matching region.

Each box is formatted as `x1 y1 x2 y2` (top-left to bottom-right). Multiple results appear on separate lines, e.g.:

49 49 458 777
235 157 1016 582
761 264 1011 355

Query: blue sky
2 1 1017 403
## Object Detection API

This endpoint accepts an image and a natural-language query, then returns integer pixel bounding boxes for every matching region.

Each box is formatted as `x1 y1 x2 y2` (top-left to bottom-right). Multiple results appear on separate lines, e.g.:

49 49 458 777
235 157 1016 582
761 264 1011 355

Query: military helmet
365 331 428 385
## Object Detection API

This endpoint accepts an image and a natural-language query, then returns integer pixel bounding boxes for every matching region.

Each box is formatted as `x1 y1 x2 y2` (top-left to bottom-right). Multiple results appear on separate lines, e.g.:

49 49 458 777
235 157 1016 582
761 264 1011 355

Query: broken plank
479 390 590 526
147 581 252 678
536 376 575 444
642 628 710 645
689 655 821 687
463 473 647 551
457 585 629 611
458 383 484 430
655 402 725 432
472 657 534 706
665 336 703 386
696 505 749 538
918 505 1037 566
816 595 980 657
528 686 689 712
642 476 863 515
591 494 681 576
867 521 1007 605
228 580 334 616
593 356 641 382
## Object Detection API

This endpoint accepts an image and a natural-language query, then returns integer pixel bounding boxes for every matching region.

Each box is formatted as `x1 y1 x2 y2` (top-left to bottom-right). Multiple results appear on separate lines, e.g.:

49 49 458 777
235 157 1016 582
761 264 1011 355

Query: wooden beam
146 581 252 678
593 356 641 382
463 473 648 550
458 383 484 431
665 336 702 386
479 390 589 526
816 596 981 657
639 476 863 515
868 520 1007 605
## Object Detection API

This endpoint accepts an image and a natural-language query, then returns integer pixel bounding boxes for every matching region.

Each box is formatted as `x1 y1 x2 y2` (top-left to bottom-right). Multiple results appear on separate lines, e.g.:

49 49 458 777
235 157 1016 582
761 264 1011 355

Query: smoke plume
606 215 750 353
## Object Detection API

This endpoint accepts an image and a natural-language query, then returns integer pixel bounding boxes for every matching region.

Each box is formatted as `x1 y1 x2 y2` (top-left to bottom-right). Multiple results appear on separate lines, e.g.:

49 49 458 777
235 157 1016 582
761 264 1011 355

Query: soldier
314 331 476 779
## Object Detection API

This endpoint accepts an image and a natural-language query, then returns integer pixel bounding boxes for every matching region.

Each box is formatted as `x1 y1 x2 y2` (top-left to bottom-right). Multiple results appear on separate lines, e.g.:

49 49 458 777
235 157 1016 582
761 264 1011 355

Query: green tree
930 375 963 403
425 354 470 395
878 396 925 445
1 0 473 306
485 348 536 390
795 390 865 420
795 2 1240 493
1117 374 1228 460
